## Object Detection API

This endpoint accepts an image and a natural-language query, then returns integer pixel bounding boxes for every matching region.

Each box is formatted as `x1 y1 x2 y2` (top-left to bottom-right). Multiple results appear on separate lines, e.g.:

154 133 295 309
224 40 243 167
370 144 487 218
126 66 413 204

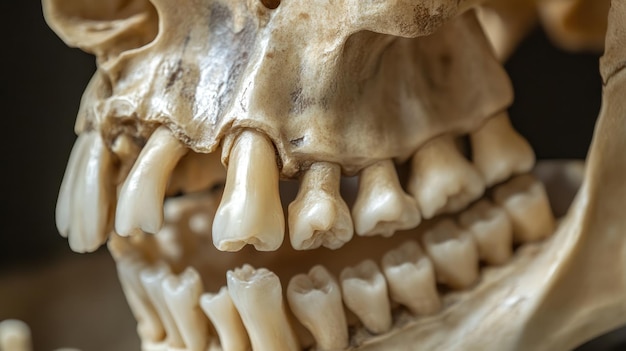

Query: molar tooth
288 162 353 250
0 320 32 351
200 287 250 351
213 130 285 251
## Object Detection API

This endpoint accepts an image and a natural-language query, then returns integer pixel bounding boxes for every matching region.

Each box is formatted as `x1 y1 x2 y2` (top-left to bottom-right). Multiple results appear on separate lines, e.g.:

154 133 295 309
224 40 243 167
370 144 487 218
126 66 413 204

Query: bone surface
200 287 250 351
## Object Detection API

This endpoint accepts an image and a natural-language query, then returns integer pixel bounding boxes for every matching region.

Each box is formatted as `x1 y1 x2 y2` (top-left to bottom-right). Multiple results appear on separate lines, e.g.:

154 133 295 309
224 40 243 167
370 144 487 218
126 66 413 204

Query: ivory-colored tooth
116 126 188 236
458 199 513 265
56 133 90 238
492 174 556 243
422 219 480 289
213 130 285 251
200 287 250 351
226 265 299 351
352 160 421 237
0 320 32 351
381 241 441 315
470 112 535 187
167 151 226 196
288 162 354 250
287 265 348 350
408 135 485 219
340 260 392 334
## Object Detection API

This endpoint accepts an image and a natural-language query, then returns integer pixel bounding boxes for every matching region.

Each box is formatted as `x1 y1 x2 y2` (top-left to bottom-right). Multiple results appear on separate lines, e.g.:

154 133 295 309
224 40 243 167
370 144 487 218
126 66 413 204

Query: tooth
288 162 353 250
422 219 479 289
408 135 485 219
200 287 250 351
381 241 441 315
213 130 285 251
458 199 513 265
167 151 226 196
226 265 299 351
0 320 32 351
287 265 348 350
352 160 421 237
492 174 555 243
340 259 392 334
116 126 188 236
56 133 90 238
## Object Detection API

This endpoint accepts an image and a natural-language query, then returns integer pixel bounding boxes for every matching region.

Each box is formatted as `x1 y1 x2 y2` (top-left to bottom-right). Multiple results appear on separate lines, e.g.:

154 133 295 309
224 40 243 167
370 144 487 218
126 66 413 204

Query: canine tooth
422 219 479 289
458 199 513 265
340 260 392 334
408 135 485 219
288 162 353 250
56 133 90 237
0 320 32 351
200 287 250 351
381 241 441 315
287 265 348 350
352 160 421 237
213 130 285 251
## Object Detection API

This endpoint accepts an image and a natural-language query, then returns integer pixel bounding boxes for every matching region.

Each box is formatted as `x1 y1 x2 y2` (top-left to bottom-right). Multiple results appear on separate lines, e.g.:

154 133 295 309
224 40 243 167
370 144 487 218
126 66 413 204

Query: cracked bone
200 287 250 351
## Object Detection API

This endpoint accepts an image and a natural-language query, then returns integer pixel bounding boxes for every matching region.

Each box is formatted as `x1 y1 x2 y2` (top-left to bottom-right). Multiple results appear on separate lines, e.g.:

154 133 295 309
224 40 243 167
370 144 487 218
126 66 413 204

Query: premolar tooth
213 130 285 251
340 260 392 334
352 160 421 237
200 287 250 351
0 320 32 351
287 265 348 350
288 162 353 250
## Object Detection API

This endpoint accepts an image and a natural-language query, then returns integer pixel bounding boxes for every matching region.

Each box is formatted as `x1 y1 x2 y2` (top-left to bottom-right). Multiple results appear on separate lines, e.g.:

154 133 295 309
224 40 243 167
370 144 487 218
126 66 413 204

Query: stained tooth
226 265 299 351
381 241 441 316
0 320 32 351
288 162 353 250
213 130 285 251
56 133 90 237
167 151 226 196
340 260 392 334
200 287 250 351
116 126 188 236
352 160 421 237
287 265 348 350
408 135 485 219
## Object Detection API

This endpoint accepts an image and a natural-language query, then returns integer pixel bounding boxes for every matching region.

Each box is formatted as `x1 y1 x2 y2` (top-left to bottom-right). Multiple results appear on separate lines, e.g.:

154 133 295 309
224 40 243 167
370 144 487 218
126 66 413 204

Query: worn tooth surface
116 126 188 236
340 259 392 334
381 241 441 316
352 160 421 237
227 265 299 351
287 265 348 350
0 320 31 351
167 151 226 196
213 130 285 251
408 135 485 219
288 162 353 250
200 287 250 351
56 133 90 238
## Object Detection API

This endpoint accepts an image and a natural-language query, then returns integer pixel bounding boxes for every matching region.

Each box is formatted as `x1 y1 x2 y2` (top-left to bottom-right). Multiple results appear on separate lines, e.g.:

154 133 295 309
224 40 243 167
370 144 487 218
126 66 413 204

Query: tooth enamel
381 241 441 315
213 130 285 251
200 287 250 351
458 199 513 265
227 265 299 351
56 133 90 238
408 135 485 219
340 259 392 334
167 151 226 196
352 160 421 237
288 162 353 250
0 320 32 351
493 174 556 242
422 219 480 289
287 265 348 350
116 126 188 236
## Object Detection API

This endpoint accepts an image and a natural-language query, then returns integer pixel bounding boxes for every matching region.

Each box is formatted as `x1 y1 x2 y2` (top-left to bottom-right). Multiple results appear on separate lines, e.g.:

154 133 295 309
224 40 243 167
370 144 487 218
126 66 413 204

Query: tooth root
352 160 421 237
408 135 485 219
288 162 354 250
340 259 392 334
0 320 32 351
287 265 348 350
56 133 90 238
116 126 188 236
200 287 250 351
226 265 299 351
167 151 226 196
213 130 285 251
381 241 441 316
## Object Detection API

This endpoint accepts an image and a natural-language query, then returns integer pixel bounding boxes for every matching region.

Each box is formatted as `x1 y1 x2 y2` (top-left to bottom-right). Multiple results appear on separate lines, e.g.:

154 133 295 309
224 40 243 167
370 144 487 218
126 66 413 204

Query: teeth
0 320 32 351
116 126 188 236
340 259 392 334
381 241 441 316
422 219 480 289
352 160 421 237
56 133 90 238
408 135 485 219
287 265 348 350
470 112 535 186
213 130 285 251
458 199 513 265
200 287 250 351
167 151 226 196
288 162 353 250
493 174 556 243
226 265 299 351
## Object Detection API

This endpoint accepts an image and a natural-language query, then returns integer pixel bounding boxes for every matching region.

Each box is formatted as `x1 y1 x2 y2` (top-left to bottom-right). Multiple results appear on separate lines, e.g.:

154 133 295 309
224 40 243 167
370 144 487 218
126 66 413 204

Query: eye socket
260 0 280 10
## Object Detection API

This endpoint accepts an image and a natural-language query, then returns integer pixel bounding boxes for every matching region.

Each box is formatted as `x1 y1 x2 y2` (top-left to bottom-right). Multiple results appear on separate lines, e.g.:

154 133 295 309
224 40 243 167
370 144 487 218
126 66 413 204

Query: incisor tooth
0 320 32 351
381 241 441 315
287 265 348 350
213 130 285 251
200 287 250 351
352 160 421 237
288 162 353 250
56 133 90 238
